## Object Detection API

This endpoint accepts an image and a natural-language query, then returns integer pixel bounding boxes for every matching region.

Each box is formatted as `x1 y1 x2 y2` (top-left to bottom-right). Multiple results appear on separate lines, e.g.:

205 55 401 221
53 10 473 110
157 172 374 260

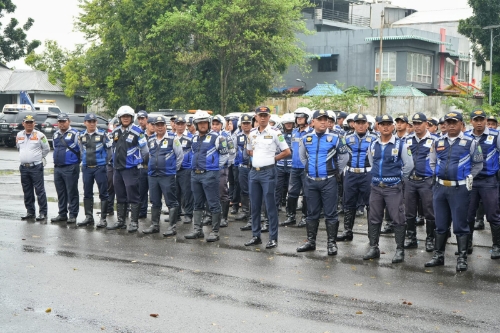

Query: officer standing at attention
51 113 81 224
244 106 291 249
17 114 50 221
184 111 229 242
335 111 348 134
364 115 414 263
297 110 349 255
173 116 194 224
464 109 500 260
337 114 377 242
236 114 254 230
275 113 294 216
281 107 312 227
107 106 149 232
142 116 183 235
77 113 111 228
425 112 483 271
403 113 437 252
105 118 119 217
136 110 150 219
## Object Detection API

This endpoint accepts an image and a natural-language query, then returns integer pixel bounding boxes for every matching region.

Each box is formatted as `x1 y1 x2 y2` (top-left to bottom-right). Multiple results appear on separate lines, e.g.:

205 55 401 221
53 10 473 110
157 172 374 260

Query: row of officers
16 106 500 273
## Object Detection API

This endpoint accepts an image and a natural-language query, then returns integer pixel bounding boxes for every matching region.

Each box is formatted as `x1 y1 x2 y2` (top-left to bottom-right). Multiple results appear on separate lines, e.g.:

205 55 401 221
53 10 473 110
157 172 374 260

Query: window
375 52 397 81
444 61 455 85
318 55 338 72
407 53 433 84
458 61 469 81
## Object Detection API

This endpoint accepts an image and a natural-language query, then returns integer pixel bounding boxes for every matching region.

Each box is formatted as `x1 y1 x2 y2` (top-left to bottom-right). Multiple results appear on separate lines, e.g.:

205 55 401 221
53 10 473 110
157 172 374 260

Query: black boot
107 200 114 216
206 212 221 242
235 196 250 220
456 234 468 272
107 203 127 230
381 208 394 234
77 198 95 227
127 203 140 233
363 223 381 260
185 210 204 239
143 207 161 234
297 219 318 252
163 206 178 236
220 201 230 228
490 223 500 259
297 198 307 227
425 219 435 252
202 210 212 226
96 201 108 228
337 209 355 241
230 203 239 215
280 197 297 226
455 232 474 255
392 225 406 263
404 218 418 249
326 220 339 256
425 232 446 267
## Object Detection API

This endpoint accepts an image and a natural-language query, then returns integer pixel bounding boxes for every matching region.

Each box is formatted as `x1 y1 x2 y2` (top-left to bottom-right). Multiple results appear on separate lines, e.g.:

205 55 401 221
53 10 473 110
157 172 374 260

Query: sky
3 0 473 69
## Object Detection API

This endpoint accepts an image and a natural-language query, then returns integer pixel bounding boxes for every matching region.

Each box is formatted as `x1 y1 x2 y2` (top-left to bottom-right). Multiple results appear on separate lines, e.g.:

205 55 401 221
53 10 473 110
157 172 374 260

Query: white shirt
16 130 50 164
247 124 289 168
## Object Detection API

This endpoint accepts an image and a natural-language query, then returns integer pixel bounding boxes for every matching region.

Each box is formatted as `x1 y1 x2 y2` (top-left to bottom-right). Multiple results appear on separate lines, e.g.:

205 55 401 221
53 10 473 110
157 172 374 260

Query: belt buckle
443 180 452 186
379 182 386 188
354 168 361 173
255 167 260 171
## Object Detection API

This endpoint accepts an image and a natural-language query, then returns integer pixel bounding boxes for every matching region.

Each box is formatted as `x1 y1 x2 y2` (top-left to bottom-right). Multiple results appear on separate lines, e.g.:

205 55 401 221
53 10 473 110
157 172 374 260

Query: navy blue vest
346 132 377 169
302 132 346 178
370 138 404 185
434 136 473 181
464 129 499 177
406 134 435 177
191 131 223 171
81 130 108 167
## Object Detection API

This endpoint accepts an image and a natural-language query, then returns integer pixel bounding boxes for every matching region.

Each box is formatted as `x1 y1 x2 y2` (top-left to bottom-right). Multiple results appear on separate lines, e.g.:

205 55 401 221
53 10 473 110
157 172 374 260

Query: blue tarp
304 84 343 96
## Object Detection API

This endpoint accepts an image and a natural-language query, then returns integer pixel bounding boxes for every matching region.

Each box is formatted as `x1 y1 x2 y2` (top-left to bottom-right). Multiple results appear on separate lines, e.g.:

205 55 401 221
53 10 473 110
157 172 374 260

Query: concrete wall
31 93 75 114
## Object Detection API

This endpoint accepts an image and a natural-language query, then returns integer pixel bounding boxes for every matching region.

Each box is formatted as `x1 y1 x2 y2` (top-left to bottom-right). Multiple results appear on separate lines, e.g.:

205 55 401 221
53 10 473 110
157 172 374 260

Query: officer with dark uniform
136 110 150 218
51 113 81 224
77 113 111 228
425 112 483 271
236 114 254 230
403 113 437 252
17 114 50 221
364 114 414 263
142 116 183 235
174 115 194 224
281 107 312 227
464 109 500 259
184 111 229 242
105 118 119 217
107 106 149 232
297 110 349 255
275 113 294 216
337 114 377 242
244 106 290 249
487 115 498 129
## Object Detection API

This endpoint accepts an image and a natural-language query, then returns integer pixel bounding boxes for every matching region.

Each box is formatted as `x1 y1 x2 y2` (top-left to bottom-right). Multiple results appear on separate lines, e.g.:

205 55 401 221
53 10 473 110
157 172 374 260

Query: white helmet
281 113 295 124
346 113 356 123
116 105 135 118
192 110 212 130
366 115 376 130
294 107 311 123
211 114 226 129
326 110 336 122
270 114 281 127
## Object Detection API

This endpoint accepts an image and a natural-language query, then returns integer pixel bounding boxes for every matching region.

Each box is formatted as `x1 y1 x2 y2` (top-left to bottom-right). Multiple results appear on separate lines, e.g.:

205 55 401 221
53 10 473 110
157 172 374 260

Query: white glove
466 174 473 191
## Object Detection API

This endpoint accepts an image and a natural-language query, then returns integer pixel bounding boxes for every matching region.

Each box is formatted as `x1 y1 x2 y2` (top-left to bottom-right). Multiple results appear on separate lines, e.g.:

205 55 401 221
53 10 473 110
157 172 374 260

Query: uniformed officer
136 110 150 219
17 114 50 221
105 118 119 217
77 113 111 228
281 107 312 227
173 116 194 224
297 110 349 255
236 114 254 230
364 114 414 263
403 113 437 252
487 115 498 129
184 111 229 242
335 111 348 134
244 106 290 249
464 109 500 259
428 118 439 134
51 113 81 224
337 114 377 242
226 116 241 215
425 112 483 271
275 113 294 216
141 116 183 235
395 115 409 139
107 106 149 232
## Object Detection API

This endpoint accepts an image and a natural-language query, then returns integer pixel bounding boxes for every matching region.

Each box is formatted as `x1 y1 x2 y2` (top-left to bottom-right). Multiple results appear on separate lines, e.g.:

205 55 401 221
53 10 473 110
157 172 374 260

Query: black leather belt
252 165 274 171
55 164 71 168
409 175 429 181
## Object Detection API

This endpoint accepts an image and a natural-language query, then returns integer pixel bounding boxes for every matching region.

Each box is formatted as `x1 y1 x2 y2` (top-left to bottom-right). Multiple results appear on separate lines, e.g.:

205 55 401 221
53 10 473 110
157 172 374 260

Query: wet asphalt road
1 146 500 332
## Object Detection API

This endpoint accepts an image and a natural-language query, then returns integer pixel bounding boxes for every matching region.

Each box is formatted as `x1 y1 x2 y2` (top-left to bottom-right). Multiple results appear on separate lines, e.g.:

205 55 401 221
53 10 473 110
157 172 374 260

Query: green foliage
25 40 68 85
300 81 371 113
376 79 394 97
481 73 500 106
0 0 40 63
442 96 489 122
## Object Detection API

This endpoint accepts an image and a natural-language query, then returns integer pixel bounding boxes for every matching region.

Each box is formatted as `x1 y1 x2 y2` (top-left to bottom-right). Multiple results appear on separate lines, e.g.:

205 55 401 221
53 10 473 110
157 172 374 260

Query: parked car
0 110 49 147
42 113 109 144
34 102 61 114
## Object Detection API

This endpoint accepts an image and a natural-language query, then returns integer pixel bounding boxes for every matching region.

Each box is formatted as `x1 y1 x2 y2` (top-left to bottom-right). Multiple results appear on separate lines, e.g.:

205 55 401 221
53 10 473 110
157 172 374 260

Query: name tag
391 148 399 156
204 135 211 143
294 138 301 142
365 137 372 143
485 135 494 144
350 137 355 143
95 136 101 142
264 135 273 139
424 139 432 148
459 139 467 146
436 146 445 151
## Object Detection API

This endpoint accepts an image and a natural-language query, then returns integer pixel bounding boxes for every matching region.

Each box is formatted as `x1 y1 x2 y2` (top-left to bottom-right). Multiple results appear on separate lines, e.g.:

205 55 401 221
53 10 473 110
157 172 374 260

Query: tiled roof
304 84 343 96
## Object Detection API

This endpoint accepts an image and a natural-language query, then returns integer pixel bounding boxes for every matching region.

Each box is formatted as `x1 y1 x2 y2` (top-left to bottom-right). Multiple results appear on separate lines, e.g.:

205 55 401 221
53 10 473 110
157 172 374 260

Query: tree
0 0 40 63
25 40 68 85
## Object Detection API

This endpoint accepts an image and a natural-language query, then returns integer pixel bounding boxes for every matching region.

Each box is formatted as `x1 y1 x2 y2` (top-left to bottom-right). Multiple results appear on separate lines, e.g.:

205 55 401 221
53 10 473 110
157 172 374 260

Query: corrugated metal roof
304 84 343 96
377 86 427 97
0 68 62 93
392 8 472 25
365 35 451 45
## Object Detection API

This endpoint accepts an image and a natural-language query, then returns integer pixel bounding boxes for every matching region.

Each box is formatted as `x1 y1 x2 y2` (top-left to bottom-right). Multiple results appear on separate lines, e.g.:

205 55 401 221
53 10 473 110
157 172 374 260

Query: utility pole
483 25 500 105
377 10 385 116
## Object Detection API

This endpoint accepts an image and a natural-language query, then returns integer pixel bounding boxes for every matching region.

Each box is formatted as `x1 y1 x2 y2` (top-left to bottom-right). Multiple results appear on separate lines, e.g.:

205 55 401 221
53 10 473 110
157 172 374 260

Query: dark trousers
275 165 291 209
191 171 220 213
139 167 149 215
20 163 47 215
306 176 338 222
107 164 115 207
404 177 434 220
176 168 194 217
229 165 240 204
343 171 371 210
369 183 405 226
467 176 500 226
238 166 250 197
54 164 80 217
249 167 279 241
219 168 229 202
114 167 140 204
82 165 109 201
149 175 178 209
433 184 470 236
